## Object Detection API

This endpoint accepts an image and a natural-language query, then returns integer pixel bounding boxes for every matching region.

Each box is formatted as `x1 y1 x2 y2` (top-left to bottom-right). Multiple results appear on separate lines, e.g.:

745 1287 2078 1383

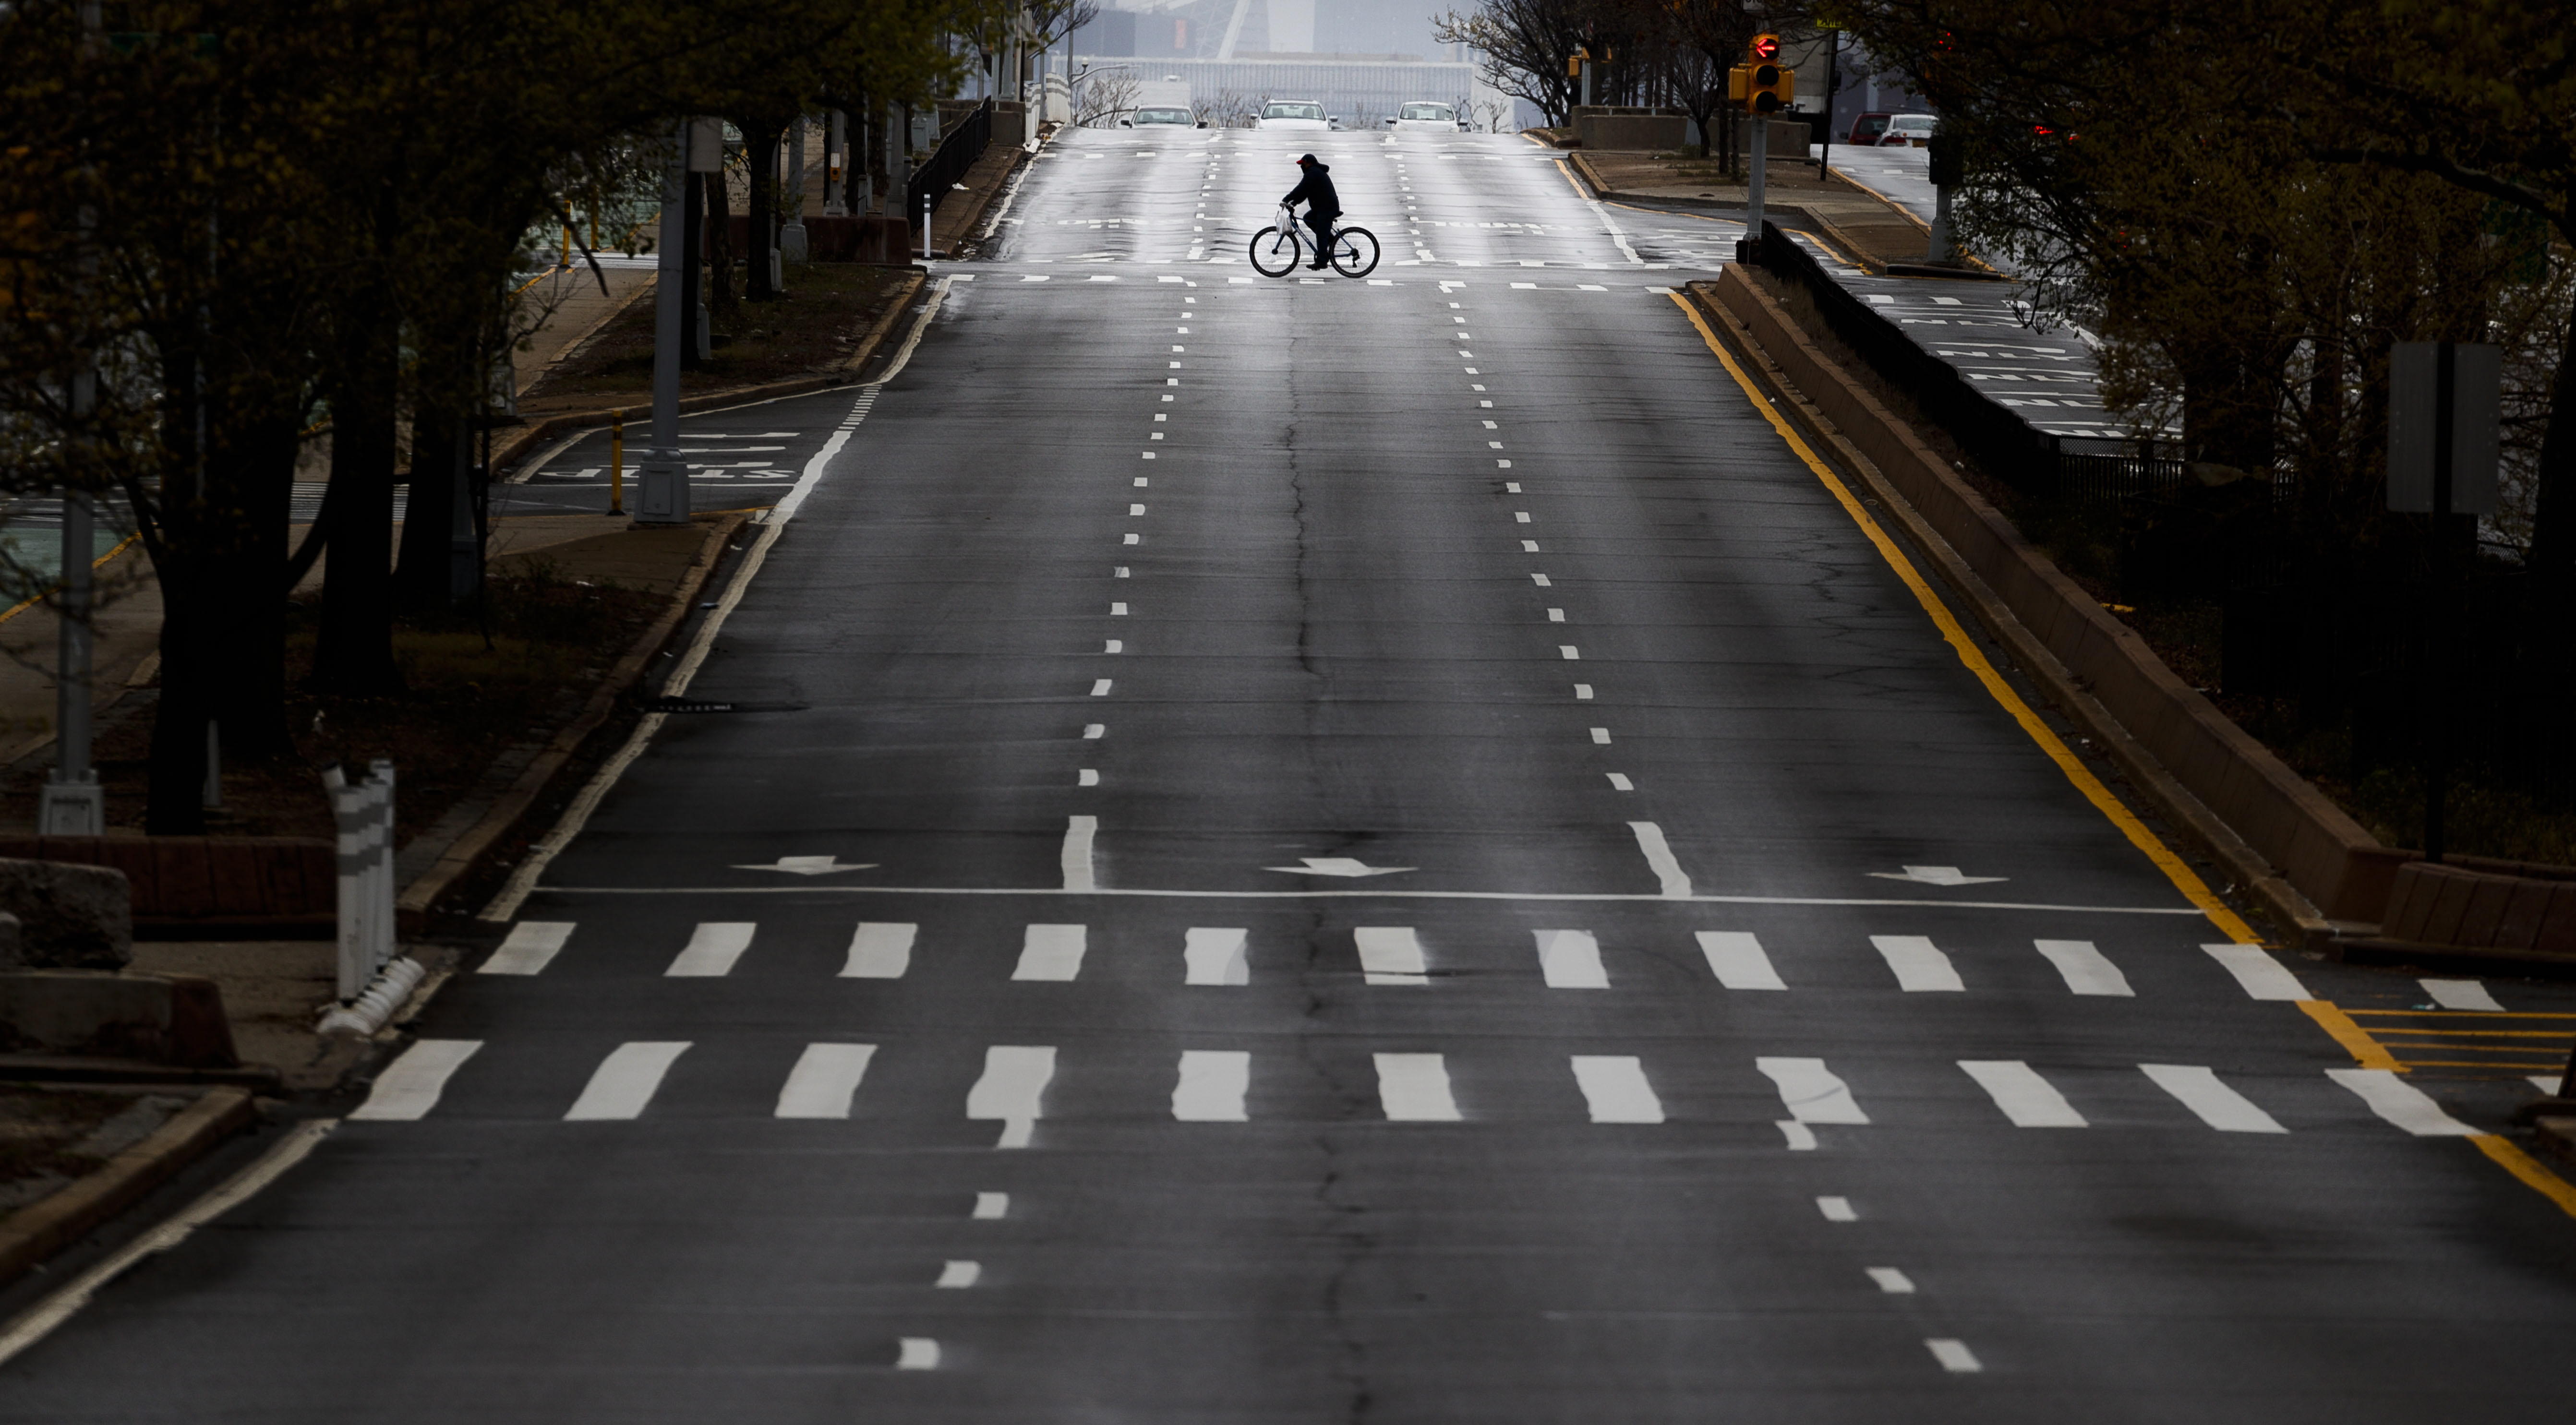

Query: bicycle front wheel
1330 226 1380 277
1248 227 1301 277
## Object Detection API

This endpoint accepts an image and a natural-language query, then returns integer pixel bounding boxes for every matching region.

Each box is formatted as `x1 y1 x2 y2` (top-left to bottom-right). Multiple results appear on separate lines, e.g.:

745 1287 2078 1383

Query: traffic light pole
635 119 691 528
1745 117 1767 250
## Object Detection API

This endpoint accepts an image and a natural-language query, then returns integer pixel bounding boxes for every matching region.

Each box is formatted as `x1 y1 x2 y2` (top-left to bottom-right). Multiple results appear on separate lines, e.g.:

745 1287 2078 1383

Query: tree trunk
312 303 403 694
747 124 780 300
212 412 298 760
395 398 463 610
706 164 739 328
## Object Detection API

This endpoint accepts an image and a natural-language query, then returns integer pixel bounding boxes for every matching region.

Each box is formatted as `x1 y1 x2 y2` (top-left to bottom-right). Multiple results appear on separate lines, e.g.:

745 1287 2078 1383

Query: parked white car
1880 113 1939 146
1256 100 1331 132
1384 101 1467 132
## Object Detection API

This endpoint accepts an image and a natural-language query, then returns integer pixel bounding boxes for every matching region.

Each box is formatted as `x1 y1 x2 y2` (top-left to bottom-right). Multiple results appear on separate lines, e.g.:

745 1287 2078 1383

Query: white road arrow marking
732 856 878 876
1867 865 2007 886
1263 857 1417 877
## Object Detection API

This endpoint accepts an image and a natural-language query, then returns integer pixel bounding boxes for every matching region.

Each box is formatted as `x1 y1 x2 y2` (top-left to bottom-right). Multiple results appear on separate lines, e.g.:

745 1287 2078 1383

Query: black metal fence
906 99 995 223
1753 219 2189 504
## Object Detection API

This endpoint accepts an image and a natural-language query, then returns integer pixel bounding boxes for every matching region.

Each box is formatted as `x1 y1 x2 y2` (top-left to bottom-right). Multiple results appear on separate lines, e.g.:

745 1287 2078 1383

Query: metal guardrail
1755 220 2188 503
907 98 995 222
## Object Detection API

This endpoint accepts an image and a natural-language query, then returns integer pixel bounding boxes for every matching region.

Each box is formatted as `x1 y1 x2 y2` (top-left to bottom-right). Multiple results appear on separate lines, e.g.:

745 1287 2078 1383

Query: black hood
1298 155 1327 170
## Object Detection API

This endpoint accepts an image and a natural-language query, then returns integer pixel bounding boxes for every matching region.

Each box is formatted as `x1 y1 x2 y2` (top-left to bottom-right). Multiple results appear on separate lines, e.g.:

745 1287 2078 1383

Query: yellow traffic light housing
1567 45 1588 79
1743 33 1794 114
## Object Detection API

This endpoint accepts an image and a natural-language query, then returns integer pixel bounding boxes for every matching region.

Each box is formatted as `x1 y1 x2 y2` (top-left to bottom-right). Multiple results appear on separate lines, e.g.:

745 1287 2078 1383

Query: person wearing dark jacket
1281 154 1341 269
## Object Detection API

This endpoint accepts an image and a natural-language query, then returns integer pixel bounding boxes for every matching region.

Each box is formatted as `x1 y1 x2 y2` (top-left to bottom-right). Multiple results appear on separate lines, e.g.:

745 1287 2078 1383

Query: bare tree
1076 67 1143 126
1433 0 1585 126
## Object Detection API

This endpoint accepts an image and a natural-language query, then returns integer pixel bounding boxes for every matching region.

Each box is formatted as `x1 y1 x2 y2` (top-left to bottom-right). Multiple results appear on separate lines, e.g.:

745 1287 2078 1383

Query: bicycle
1249 205 1380 278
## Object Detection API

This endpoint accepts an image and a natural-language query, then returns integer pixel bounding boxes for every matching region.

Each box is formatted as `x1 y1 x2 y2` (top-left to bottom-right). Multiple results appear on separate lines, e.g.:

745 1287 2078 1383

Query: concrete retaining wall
1702 267 2406 926
0 837 333 936
0 970 239 1067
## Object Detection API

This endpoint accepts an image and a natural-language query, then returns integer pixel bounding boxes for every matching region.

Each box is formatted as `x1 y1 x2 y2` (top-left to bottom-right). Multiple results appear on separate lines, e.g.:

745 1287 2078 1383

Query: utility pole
43 0 107 836
636 120 697 528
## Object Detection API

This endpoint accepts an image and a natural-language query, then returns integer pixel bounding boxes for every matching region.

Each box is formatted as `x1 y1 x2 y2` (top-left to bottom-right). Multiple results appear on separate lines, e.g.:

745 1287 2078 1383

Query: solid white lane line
1184 926 1251 985
1959 1060 2088 1127
1871 934 1964 992
1374 1053 1463 1121
2034 938 2133 996
2327 1068 2480 1136
1757 1057 1869 1124
1014 923 1088 981
972 1191 1009 1219
665 922 756 977
1866 1267 1916 1293
1355 926 1430 985
2203 943 2311 1000
1817 1196 1858 1221
1570 1055 1664 1123
967 1045 1056 1148
843 922 917 978
1172 1050 1252 1121
775 1043 878 1118
1697 931 1784 989
2421 978 2504 1012
481 922 573 975
897 1338 940 1369
1534 928 1610 988
936 1260 981 1288
1926 1339 1983 1373
349 1040 482 1121
565 1042 692 1121
1628 821 1693 898
2139 1064 2286 1133
1061 814 1098 890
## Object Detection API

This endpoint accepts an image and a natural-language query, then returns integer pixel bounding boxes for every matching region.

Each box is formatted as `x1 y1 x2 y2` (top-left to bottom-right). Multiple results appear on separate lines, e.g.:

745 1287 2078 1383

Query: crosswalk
353 1035 2488 1141
479 919 2322 1000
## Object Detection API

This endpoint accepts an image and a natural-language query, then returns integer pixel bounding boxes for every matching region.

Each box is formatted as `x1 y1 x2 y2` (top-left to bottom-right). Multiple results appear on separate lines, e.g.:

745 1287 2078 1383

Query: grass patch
530 262 916 406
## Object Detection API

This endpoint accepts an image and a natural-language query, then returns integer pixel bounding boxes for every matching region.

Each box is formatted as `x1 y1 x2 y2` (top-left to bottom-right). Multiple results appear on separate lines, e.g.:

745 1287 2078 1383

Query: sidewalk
1573 148 1940 273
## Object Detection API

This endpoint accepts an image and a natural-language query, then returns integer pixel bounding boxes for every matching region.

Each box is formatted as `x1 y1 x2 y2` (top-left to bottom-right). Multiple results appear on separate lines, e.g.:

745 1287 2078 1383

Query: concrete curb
1684 276 2335 946
395 265 936 920
0 1085 254 1286
488 268 933 476
394 511 751 920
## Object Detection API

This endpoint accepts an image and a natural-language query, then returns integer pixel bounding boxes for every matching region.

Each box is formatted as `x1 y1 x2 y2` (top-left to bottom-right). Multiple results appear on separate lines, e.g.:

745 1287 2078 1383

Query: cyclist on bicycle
1281 154 1341 270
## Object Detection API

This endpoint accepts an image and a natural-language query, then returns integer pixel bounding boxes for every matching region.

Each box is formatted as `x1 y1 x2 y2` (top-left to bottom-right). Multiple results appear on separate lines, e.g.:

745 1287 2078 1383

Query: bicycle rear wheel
1330 226 1380 277
1248 227 1301 277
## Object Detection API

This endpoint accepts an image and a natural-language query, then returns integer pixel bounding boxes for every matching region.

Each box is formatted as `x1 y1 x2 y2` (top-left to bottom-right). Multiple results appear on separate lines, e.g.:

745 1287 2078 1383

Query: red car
1847 112 1893 145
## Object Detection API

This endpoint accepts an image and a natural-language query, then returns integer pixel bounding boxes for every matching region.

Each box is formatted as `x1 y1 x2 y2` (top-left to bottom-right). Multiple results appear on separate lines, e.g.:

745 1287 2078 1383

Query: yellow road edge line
2470 1135 2576 1219
2346 1009 2576 1019
1667 292 2263 945
2295 1000 2402 1071
2378 1060 2570 1071
0 532 143 630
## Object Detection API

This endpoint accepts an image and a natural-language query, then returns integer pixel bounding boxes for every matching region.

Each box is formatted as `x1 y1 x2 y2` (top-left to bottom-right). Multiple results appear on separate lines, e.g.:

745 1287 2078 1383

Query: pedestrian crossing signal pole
641 120 721 528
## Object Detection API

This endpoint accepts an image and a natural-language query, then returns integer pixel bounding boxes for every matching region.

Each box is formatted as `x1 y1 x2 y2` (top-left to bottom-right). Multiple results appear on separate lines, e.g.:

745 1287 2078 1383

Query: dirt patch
522 263 916 414
0 516 731 857
0 1087 186 1217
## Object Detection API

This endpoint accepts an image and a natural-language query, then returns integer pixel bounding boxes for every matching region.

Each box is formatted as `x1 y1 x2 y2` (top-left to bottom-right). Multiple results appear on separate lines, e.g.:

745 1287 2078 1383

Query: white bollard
326 761 398 1002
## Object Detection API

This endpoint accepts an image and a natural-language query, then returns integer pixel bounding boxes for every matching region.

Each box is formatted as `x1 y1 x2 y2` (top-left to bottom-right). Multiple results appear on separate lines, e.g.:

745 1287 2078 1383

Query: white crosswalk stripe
1697 931 1784 989
1757 1056 1869 1125
482 922 573 975
2034 939 2132 996
1871 935 1964 992
665 923 755 977
967 1045 1057 1147
1569 1055 1663 1123
2203 944 2311 1001
1374 1052 1463 1120
2327 1069 2480 1136
2140 1064 2286 1133
1355 926 1430 985
349 1040 482 1120
1959 1060 2087 1127
1014 924 1088 981
842 923 916 978
565 1042 692 1121
1171 1050 1251 1120
1533 929 1609 988
775 1044 877 1119
1184 927 1251 985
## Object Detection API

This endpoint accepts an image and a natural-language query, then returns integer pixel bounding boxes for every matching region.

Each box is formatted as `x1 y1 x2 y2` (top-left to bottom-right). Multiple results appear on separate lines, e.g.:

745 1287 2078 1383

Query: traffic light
1742 33 1793 114
1567 45 1588 79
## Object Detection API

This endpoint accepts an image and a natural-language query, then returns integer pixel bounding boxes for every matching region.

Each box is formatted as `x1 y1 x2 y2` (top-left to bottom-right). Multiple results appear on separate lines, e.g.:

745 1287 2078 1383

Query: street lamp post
635 119 697 528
